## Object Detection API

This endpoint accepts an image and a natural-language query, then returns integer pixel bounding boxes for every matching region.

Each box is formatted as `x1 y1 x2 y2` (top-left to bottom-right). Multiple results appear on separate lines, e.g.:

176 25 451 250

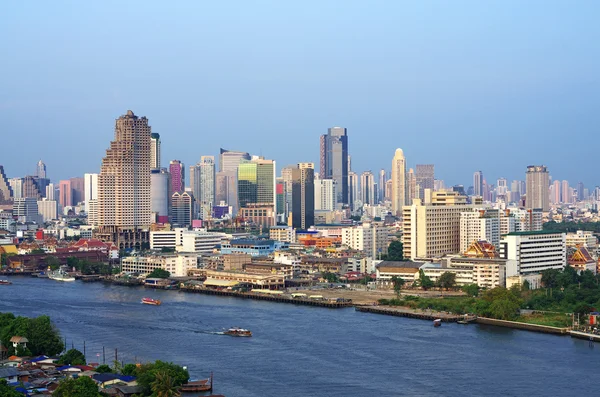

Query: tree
95 364 112 373
391 276 405 298
418 269 434 290
0 379 22 397
480 287 523 320
462 284 480 297
437 272 456 290
384 241 404 261
148 268 170 279
27 315 64 356
136 360 189 396
45 256 60 270
541 269 560 288
54 376 101 397
151 371 181 397
521 280 530 291
58 348 86 365
122 363 138 376
321 272 339 283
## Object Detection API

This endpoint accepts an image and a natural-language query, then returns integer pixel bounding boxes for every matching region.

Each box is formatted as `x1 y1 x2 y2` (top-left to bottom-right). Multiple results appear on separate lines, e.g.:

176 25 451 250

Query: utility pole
103 346 105 365
83 341 86 357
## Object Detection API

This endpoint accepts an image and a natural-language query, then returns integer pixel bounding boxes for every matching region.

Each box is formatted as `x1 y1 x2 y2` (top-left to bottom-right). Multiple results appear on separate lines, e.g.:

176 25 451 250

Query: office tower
9 178 22 199
360 171 375 205
151 168 170 219
291 163 315 229
97 110 151 248
13 197 42 224
406 168 417 204
378 169 387 203
510 180 522 203
434 179 445 192
561 180 570 204
22 176 41 200
169 160 185 194
460 209 501 253
551 180 561 204
59 180 72 208
497 178 508 196
36 160 47 179
416 165 434 200
70 177 84 205
525 165 550 211
220 148 251 173
391 148 406 216
150 133 161 169
170 191 193 227
315 177 336 211
577 182 585 201
348 172 358 210
473 171 483 197
84 173 98 214
238 158 276 227
320 127 348 204
215 171 238 215
276 179 285 219
37 198 58 222
281 165 295 221
190 156 216 219
45 183 55 201
385 179 392 201
0 166 13 205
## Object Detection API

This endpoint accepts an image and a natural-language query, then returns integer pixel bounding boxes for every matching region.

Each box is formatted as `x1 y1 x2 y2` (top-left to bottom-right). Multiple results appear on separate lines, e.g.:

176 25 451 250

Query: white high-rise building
190 156 216 220
348 171 359 211
315 177 336 211
150 133 161 169
500 231 566 276
525 165 550 211
360 171 375 205
473 171 483 197
45 183 56 201
391 149 406 216
37 199 58 222
460 209 501 253
406 168 417 204
84 173 98 214
150 168 170 219
9 178 22 199
342 223 390 259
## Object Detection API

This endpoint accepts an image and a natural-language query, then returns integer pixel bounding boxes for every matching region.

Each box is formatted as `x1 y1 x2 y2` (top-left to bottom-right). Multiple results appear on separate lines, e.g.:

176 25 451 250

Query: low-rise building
499 231 566 277
150 228 223 254
568 246 596 274
566 230 598 250
269 226 296 243
221 239 287 257
205 269 285 290
121 253 197 277
375 261 423 288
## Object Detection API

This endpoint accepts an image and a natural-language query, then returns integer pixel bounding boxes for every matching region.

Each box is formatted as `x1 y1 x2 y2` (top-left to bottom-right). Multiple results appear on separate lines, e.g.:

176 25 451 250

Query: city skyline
1 2 599 187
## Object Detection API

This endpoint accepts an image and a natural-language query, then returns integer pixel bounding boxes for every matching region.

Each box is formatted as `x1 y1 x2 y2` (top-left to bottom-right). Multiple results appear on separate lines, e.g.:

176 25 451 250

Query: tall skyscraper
406 168 417 204
215 171 238 215
551 180 561 204
473 171 483 197
561 180 570 204
97 110 151 248
169 160 185 194
320 127 348 204
36 160 47 179
170 191 193 227
59 179 72 208
70 177 84 205
150 133 161 169
0 166 13 205
150 168 170 220
525 165 550 211
238 158 276 226
291 163 315 229
84 173 98 214
22 176 41 200
391 148 406 216
190 156 216 219
360 171 375 205
220 148 251 173
348 171 358 210
315 177 336 211
378 169 387 203
577 182 585 201
415 165 434 200
281 165 295 221
9 178 22 199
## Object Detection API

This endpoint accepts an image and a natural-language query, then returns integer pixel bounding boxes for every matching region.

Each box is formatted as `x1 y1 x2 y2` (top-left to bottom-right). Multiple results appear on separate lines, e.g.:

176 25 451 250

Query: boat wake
194 330 226 335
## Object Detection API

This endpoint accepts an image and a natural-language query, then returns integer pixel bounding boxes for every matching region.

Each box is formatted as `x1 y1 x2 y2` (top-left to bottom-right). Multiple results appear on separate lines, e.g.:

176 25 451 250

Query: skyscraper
150 168 170 220
577 182 585 201
320 127 348 204
190 156 216 219
473 171 483 197
150 133 161 169
281 165 295 221
36 160 46 179
561 180 571 204
348 171 358 210
97 110 151 248
169 160 185 194
378 169 387 203
215 171 238 215
415 164 434 200
360 171 375 205
391 148 406 216
525 165 550 211
22 176 41 200
551 180 561 204
0 166 13 205
238 158 276 226
220 148 251 173
315 177 336 211
291 163 315 229
170 191 193 227
59 179 72 208
8 178 22 200
84 173 98 214
406 168 417 204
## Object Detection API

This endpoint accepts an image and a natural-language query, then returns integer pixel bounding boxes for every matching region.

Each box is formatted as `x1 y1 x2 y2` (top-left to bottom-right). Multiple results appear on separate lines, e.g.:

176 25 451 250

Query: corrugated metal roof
203 279 239 287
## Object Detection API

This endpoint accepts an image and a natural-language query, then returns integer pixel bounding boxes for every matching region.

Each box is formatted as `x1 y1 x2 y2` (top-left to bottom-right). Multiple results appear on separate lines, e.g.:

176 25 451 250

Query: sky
1 1 599 188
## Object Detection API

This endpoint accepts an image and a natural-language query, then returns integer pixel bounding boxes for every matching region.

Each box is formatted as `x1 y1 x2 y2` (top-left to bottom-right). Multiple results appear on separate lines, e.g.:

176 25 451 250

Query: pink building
169 160 184 193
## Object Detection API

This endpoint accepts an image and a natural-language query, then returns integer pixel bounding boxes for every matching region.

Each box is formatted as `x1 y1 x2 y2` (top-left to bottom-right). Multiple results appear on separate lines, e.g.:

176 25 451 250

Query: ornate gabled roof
464 240 498 258
568 246 595 265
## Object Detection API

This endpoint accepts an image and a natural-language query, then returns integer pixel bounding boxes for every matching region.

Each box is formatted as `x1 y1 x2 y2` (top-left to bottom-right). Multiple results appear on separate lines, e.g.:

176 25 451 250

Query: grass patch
517 313 571 328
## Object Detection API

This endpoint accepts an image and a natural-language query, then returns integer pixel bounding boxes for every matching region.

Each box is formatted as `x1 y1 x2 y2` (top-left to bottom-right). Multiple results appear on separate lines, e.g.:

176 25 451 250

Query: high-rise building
360 171 375 205
378 169 387 203
35 160 49 196
315 177 336 211
525 165 549 211
151 168 170 219
473 171 483 197
561 180 570 204
37 198 58 222
84 173 98 214
238 158 276 227
551 180 561 204
22 176 41 200
36 160 47 179
170 191 193 227
150 133 161 169
320 127 348 204
0 166 13 205
13 197 42 224
45 183 56 201
415 165 434 200
500 231 566 276
190 156 216 220
348 172 359 211
8 178 22 199
406 168 417 204
59 179 72 208
220 148 251 173
70 177 84 205
169 160 185 194
342 223 390 259
215 171 238 215
97 110 151 249
577 182 585 201
280 165 295 222
291 163 315 229
385 179 392 201
460 209 502 253
391 148 406 216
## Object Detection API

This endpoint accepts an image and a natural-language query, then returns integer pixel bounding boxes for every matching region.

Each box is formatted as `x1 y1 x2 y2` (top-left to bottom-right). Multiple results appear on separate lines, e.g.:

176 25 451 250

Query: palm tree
391 276 405 298
151 371 181 397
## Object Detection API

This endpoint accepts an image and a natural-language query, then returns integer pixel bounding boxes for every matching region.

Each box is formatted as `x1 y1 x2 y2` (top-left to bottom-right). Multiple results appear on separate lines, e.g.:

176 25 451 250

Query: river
1 276 598 396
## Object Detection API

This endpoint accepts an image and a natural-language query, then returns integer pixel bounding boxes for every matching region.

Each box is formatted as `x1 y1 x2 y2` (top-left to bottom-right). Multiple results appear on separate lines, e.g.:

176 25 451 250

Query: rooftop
506 230 563 236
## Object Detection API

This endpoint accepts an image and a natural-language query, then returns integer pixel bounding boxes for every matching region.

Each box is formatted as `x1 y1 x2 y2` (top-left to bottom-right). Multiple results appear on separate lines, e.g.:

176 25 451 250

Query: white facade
314 178 336 211
460 209 500 253
121 253 197 277
150 168 170 217
342 223 389 259
150 228 222 254
37 199 58 222
391 149 406 216
566 230 597 250
505 208 543 232
269 226 296 243
500 231 566 276
190 156 216 220
13 198 42 224
84 173 98 214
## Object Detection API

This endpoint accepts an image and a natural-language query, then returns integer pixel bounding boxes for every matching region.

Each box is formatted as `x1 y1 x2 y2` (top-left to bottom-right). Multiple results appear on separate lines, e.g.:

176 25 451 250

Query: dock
180 287 352 308
569 330 600 342
355 305 474 322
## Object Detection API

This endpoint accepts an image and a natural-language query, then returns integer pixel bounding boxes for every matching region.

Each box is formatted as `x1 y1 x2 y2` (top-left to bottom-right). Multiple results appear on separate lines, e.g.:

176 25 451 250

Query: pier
354 305 472 322
180 286 353 308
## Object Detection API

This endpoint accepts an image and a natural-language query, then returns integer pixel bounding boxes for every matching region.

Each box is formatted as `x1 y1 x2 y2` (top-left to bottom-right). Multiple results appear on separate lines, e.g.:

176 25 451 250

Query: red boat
141 297 161 306
433 319 442 327
0 280 12 285
224 327 252 337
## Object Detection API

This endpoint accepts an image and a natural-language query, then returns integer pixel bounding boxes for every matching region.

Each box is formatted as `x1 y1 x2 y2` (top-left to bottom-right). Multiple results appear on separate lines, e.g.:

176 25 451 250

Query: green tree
437 272 456 290
27 315 64 356
480 287 523 320
136 360 189 396
151 371 181 397
521 280 530 291
573 302 594 317
54 376 101 397
122 363 138 376
418 269 434 290
58 348 86 365
95 364 112 373
321 272 339 283
461 284 480 297
148 268 170 279
391 276 405 298
0 379 22 397
45 256 60 270
384 241 404 261
30 249 45 254
541 269 560 288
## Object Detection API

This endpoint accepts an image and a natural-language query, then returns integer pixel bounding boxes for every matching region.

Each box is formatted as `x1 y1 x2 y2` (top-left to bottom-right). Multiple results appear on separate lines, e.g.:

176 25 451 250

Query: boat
48 270 76 282
433 319 442 327
180 373 213 392
223 327 252 337
141 297 161 306
457 320 469 324
0 280 12 285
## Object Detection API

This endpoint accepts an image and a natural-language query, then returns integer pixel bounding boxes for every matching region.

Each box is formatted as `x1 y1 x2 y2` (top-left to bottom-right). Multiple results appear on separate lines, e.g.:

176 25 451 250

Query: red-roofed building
568 246 596 274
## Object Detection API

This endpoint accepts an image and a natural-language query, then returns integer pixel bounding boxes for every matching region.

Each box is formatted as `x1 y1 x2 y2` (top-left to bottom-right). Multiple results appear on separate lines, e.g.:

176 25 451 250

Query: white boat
48 270 75 282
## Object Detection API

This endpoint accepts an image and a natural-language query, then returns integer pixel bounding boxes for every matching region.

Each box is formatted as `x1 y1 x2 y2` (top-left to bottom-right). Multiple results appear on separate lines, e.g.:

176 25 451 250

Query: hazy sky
1 1 598 188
